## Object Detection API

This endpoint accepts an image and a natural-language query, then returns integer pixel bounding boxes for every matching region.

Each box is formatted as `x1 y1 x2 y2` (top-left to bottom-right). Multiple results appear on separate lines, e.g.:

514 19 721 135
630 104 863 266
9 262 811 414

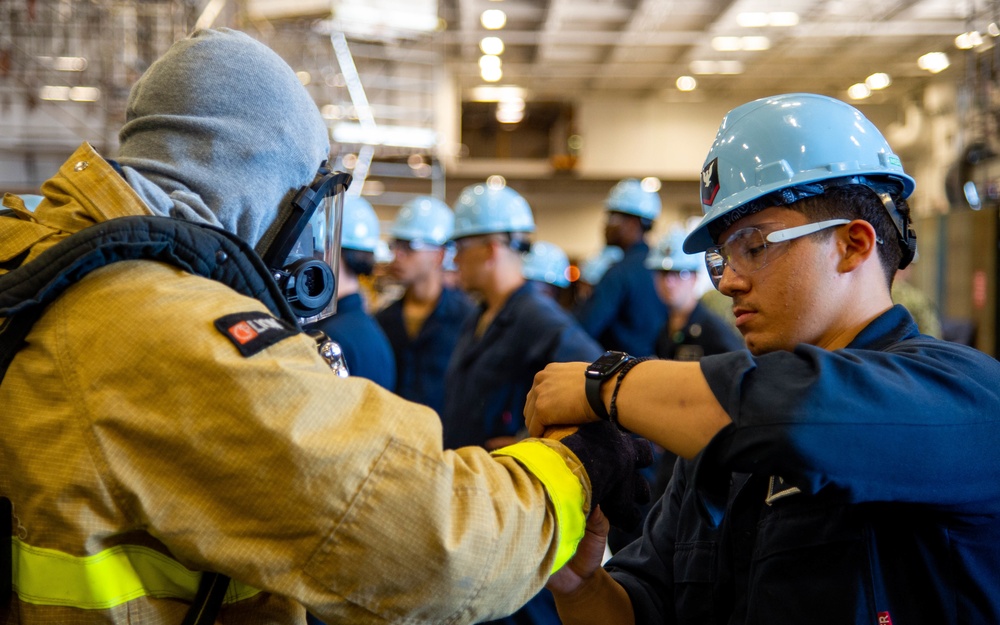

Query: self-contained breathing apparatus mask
261 165 353 324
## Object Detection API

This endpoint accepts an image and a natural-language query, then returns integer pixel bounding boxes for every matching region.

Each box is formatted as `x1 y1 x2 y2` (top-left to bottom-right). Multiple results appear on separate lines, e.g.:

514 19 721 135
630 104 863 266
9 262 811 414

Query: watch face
586 351 630 378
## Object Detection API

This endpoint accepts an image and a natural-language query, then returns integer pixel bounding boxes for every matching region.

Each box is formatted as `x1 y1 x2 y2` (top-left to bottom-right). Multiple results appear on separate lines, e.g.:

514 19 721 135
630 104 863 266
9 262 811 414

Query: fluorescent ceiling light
480 36 505 55
470 85 528 101
675 75 697 91
847 83 871 100
481 9 506 30
865 73 891 90
332 122 438 149
481 66 503 82
917 52 949 74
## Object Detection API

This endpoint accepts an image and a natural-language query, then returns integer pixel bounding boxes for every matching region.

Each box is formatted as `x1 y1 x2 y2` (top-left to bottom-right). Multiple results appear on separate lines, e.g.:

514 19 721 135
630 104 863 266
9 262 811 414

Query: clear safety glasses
389 239 442 254
704 218 850 288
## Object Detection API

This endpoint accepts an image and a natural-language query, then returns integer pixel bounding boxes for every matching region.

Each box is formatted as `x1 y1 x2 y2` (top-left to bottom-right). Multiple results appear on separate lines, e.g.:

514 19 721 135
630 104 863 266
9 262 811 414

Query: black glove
560 421 653 531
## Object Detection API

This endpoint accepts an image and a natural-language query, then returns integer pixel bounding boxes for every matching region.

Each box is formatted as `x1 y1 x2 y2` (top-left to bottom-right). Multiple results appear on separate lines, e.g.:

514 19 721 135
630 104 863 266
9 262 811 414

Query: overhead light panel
955 31 983 50
712 36 770 51
479 54 502 71
675 75 697 91
736 11 798 27
847 83 871 100
481 66 503 82
481 9 506 30
865 72 891 90
480 36 505 55
917 52 950 74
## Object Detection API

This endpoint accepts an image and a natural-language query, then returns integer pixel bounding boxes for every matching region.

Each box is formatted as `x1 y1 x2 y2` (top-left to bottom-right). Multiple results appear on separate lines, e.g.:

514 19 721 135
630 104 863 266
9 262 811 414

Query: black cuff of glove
561 421 653 531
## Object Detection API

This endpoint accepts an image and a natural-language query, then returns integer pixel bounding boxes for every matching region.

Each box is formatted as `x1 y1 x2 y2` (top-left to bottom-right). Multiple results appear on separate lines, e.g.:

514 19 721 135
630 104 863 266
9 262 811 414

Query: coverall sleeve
57 262 589 624
697 339 1000 512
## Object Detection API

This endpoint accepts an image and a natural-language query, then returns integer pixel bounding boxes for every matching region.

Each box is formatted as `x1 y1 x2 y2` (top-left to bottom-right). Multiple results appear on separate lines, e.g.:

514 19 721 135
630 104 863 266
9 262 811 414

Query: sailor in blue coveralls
442 182 603 625
524 93 1000 625
375 196 475 413
305 195 396 390
575 179 668 356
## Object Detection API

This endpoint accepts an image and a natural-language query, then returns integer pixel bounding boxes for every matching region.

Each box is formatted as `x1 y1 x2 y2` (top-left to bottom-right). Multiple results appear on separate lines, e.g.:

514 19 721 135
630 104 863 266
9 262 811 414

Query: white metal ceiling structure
436 0 982 103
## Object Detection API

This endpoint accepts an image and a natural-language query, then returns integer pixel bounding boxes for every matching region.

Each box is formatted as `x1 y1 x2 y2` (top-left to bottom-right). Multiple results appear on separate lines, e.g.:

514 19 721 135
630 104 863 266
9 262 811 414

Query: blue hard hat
579 245 624 285
341 195 381 253
522 240 570 288
646 226 702 273
605 179 662 221
391 196 454 246
452 183 535 239
684 93 915 253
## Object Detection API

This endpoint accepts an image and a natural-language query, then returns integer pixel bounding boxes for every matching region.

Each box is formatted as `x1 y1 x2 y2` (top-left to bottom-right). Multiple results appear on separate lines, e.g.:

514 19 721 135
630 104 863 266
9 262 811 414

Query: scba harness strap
0 215 300 621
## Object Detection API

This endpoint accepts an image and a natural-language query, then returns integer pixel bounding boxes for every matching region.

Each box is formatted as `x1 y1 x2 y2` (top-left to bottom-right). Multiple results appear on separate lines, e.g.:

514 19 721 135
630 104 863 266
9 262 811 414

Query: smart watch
585 350 633 421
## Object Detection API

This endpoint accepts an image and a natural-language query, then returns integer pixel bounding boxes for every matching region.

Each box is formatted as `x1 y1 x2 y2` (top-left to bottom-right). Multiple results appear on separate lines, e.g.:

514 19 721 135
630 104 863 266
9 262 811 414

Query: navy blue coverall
375 287 475 414
575 241 668 357
606 305 1000 624
441 282 603 450
305 292 396 391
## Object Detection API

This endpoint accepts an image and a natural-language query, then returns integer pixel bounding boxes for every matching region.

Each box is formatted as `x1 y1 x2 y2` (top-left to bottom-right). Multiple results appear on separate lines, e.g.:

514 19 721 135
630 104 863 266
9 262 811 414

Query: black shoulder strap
0 215 298 619
0 215 299 380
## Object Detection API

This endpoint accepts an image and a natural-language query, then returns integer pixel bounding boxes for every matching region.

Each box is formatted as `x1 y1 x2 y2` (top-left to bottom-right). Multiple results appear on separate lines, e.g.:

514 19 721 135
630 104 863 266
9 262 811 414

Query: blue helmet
605 179 661 221
646 226 702 273
522 241 570 288
684 93 915 254
341 195 381 253
390 196 454 246
452 183 535 239
579 246 624 285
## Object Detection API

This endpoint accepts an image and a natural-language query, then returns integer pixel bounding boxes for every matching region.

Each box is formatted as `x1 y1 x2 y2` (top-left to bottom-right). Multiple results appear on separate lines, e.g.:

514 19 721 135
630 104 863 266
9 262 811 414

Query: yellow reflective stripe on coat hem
492 440 587 574
12 537 260 609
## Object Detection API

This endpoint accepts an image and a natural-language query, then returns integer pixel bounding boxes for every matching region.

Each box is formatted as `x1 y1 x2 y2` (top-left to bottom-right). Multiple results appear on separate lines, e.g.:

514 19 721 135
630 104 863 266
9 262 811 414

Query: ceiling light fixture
481 66 503 82
676 75 697 91
711 36 770 52
736 12 798 28
847 83 871 100
865 72 891 90
917 51 950 74
955 31 983 50
480 36 505 55
481 9 506 30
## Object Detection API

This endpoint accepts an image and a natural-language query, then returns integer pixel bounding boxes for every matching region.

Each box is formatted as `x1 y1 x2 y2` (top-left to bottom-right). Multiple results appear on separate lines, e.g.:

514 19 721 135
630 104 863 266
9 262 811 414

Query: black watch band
584 351 633 421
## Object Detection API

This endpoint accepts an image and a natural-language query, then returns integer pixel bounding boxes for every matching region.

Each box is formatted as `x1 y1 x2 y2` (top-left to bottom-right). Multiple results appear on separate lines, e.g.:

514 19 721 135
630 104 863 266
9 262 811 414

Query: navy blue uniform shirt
575 241 668 357
441 283 603 450
305 292 396 391
375 287 475 414
607 305 1000 624
655 300 744 362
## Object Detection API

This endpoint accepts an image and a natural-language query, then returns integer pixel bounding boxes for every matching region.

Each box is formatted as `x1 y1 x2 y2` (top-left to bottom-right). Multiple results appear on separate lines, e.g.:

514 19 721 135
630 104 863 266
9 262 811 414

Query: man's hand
547 506 610 596
525 362 597 438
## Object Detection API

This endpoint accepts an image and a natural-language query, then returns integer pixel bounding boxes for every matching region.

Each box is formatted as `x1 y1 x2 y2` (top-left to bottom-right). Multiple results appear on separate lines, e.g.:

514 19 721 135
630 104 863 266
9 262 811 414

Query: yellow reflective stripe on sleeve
492 440 587 574
12 537 260 609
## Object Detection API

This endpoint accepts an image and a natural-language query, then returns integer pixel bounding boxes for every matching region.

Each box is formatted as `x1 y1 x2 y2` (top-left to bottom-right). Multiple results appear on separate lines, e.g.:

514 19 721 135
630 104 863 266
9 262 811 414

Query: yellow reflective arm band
492 439 588 574
12 537 260 609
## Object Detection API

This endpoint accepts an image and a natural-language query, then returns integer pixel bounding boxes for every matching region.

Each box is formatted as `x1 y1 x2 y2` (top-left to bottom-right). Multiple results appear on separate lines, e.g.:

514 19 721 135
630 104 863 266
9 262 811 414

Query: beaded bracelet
608 356 655 429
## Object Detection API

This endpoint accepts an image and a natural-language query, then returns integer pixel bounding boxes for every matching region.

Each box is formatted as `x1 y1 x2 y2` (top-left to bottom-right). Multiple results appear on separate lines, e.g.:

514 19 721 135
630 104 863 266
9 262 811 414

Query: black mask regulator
261 166 353 319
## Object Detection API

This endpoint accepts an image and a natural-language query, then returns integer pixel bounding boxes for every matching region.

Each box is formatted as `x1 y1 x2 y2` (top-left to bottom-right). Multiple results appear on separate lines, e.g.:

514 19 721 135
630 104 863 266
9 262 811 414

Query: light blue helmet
606 178 661 221
646 226 702 273
523 241 570 288
391 196 454 246
341 195 381 253
579 246 624 285
684 93 916 254
452 183 535 239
